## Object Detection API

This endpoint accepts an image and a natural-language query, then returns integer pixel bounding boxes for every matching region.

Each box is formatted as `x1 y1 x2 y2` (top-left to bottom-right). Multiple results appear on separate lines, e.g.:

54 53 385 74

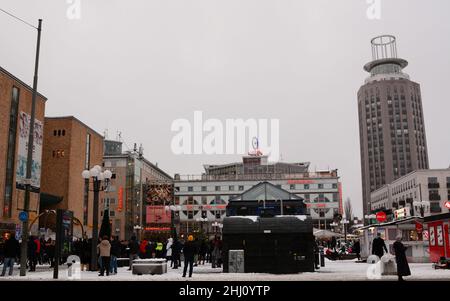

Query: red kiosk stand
424 213 450 263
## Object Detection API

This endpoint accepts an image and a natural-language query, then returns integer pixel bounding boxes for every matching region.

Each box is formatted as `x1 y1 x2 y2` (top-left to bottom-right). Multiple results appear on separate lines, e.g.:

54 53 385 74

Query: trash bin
228 250 244 273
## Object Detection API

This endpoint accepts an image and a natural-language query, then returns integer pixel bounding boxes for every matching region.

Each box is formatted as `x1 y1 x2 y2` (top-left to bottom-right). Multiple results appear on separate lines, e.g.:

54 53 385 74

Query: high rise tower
358 35 429 220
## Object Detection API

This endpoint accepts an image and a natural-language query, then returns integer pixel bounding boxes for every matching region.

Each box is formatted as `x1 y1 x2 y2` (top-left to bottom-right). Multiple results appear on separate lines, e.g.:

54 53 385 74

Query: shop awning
356 216 424 231
424 213 450 223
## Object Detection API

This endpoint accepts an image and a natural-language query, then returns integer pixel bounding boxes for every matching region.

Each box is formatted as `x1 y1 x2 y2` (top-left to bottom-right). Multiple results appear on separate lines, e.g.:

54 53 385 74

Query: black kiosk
222 182 315 274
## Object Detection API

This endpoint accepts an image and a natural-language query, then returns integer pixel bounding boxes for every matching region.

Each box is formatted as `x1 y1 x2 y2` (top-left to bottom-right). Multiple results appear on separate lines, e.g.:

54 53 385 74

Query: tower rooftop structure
363 35 410 83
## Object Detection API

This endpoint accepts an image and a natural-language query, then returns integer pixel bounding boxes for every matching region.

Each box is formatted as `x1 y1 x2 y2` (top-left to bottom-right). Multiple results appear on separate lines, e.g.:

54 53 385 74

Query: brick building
39 116 104 237
0 66 47 236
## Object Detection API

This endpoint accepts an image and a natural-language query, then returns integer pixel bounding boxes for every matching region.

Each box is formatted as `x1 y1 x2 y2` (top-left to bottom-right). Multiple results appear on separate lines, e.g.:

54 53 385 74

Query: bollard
319 246 325 267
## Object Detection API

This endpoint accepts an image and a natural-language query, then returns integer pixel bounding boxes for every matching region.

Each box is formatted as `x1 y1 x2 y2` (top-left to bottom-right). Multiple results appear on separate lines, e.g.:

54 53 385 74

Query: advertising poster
15 112 43 192
146 206 171 224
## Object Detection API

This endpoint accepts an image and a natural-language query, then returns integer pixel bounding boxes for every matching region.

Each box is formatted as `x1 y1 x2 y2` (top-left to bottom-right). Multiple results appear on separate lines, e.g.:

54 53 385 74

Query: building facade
371 169 450 217
174 155 342 234
0 66 47 236
39 116 104 238
103 140 173 240
358 35 429 220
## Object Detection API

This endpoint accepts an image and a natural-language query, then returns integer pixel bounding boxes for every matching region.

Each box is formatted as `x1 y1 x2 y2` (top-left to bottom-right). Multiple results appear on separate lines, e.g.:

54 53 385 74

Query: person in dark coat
27 236 37 272
371 233 388 259
1 233 20 276
171 239 182 269
110 236 120 274
127 236 139 271
80 237 90 271
199 239 208 265
330 237 337 251
393 236 411 281
182 235 196 277
352 240 361 261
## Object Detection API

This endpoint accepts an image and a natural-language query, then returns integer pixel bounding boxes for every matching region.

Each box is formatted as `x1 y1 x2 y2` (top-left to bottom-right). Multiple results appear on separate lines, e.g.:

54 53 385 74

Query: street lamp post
82 165 112 272
18 18 43 277
165 205 181 240
342 219 350 243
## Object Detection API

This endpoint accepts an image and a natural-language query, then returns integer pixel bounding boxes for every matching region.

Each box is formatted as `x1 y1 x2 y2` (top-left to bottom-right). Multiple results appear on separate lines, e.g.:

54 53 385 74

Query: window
188 186 193 192
201 196 207 205
318 184 324 189
238 186 244 191
201 186 207 192
304 184 310 190
110 211 115 217
4 87 20 218
290 184 296 190
83 178 89 226
85 134 91 169
333 193 338 202
229 186 234 191
215 186 221 191
332 183 338 189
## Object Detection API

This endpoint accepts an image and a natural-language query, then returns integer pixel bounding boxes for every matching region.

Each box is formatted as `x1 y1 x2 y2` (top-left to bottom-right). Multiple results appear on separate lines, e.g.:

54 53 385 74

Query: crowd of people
0 232 224 278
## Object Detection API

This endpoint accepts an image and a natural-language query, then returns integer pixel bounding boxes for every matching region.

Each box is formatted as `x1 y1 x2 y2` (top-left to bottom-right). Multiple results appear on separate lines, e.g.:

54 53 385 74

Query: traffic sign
19 211 28 222
376 211 387 222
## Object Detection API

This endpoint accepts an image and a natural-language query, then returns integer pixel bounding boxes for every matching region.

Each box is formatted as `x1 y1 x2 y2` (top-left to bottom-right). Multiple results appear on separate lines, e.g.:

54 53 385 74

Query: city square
0 0 449 290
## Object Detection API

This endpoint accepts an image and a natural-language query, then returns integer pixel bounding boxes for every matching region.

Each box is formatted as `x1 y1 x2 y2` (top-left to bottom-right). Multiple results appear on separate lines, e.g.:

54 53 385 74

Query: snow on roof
275 215 308 221
228 216 259 222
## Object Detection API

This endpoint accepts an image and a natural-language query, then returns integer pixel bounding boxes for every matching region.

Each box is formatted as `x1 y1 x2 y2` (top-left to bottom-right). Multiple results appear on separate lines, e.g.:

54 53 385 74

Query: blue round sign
19 211 28 222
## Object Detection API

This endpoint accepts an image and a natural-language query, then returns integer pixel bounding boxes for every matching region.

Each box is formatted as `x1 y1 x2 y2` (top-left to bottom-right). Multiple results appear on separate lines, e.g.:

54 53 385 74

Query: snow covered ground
1 259 450 281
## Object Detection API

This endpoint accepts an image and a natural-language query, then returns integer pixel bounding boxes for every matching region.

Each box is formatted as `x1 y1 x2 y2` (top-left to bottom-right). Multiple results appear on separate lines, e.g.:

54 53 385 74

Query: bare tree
344 198 354 226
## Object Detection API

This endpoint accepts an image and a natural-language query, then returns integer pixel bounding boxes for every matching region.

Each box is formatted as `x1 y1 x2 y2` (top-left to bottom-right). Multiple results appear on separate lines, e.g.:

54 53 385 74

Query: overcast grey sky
1 0 450 217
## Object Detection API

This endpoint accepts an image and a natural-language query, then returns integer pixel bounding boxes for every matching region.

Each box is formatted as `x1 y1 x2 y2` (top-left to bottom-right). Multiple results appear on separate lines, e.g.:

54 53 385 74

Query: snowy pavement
1 259 450 281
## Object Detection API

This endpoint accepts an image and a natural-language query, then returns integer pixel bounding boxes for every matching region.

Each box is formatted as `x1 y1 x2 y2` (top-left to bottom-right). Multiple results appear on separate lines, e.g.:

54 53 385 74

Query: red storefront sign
376 212 387 223
146 206 171 224
117 187 123 212
415 222 423 234
445 201 450 209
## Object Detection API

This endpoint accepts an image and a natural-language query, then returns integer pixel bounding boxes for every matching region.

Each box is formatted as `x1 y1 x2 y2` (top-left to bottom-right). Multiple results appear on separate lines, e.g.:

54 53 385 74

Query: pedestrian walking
97 236 111 276
128 236 139 271
352 239 361 261
1 233 20 276
211 235 223 268
27 236 37 272
155 239 164 258
372 233 388 259
166 237 173 266
110 236 120 275
182 235 196 278
199 239 207 265
172 239 182 269
393 235 411 281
